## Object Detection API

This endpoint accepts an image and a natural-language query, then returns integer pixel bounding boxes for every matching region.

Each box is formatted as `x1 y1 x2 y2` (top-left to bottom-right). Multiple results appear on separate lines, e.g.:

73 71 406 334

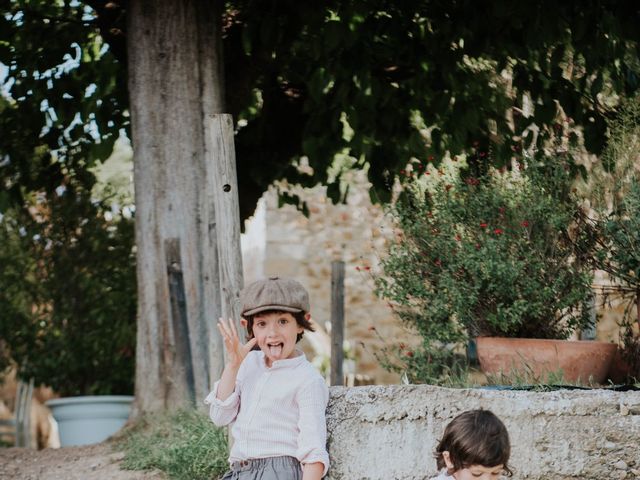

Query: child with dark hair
431 409 512 480
205 276 329 480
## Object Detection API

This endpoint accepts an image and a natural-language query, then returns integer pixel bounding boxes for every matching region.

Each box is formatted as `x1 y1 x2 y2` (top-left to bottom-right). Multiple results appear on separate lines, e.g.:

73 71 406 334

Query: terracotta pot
607 348 632 384
475 337 618 384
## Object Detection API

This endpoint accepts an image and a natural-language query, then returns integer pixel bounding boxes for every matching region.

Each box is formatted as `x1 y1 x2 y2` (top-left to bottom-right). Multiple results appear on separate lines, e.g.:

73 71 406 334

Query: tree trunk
127 0 226 413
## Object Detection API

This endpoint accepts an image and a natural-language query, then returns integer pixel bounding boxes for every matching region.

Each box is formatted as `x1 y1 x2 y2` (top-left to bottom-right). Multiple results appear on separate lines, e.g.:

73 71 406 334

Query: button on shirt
204 350 330 476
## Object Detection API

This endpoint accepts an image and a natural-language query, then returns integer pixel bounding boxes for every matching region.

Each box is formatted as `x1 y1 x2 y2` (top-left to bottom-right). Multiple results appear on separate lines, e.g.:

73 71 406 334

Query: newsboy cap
240 276 310 317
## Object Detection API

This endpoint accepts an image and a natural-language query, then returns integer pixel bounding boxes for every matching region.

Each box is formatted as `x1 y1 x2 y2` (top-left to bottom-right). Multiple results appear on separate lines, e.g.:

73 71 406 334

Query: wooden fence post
205 114 244 334
330 261 345 386
165 238 196 404
205 113 244 448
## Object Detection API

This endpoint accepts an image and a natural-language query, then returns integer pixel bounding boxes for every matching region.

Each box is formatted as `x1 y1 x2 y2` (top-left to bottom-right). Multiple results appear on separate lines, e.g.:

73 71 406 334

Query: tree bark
127 0 226 413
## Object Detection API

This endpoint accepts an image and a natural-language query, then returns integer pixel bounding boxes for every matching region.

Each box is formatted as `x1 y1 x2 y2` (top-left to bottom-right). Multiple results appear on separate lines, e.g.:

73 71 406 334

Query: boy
205 276 329 480
431 409 512 479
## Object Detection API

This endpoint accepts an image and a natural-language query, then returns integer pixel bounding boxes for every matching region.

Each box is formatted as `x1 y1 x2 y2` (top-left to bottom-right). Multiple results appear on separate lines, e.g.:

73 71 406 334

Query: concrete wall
326 385 640 479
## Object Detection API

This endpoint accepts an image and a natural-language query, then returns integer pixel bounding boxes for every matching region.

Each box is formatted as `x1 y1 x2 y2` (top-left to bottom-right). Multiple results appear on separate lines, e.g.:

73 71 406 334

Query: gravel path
0 442 166 480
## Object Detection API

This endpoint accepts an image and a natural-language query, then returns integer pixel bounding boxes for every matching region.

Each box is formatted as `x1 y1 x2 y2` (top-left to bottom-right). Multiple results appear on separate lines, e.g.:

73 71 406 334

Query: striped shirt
205 350 330 476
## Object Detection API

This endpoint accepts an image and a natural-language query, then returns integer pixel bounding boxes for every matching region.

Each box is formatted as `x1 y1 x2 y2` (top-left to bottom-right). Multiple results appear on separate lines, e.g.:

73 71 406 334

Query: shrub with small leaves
591 98 640 382
0 177 136 396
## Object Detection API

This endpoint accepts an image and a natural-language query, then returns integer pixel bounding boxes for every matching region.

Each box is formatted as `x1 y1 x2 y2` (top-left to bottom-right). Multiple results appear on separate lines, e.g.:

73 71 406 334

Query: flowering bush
375 156 595 381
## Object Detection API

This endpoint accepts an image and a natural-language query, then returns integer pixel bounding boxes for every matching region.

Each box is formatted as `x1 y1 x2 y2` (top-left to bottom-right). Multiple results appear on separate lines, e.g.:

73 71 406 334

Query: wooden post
165 238 196 404
205 113 243 449
580 292 597 340
636 287 640 331
205 114 244 339
330 261 345 386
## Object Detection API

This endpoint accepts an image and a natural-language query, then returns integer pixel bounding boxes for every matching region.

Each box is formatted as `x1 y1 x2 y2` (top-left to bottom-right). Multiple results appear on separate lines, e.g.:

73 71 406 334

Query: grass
483 365 599 390
116 409 228 480
477 351 604 390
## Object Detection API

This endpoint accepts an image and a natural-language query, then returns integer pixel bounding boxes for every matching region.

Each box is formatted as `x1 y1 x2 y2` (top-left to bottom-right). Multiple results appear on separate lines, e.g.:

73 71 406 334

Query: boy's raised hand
217 317 257 368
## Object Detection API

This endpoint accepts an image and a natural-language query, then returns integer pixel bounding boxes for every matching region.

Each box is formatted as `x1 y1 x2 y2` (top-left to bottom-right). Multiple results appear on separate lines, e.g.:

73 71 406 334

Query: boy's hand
217 317 257 368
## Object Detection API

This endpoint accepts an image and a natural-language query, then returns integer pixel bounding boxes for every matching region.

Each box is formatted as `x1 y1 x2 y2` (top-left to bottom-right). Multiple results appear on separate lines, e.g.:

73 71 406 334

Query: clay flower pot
607 348 633 384
475 337 618 384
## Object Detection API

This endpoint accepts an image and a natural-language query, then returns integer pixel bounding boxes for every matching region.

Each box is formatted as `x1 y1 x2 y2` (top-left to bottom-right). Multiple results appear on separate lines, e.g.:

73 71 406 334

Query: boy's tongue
268 343 283 358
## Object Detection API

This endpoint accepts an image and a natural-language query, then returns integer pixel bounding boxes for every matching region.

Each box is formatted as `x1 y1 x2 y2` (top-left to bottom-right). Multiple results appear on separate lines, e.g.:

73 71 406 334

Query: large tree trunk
127 0 227 413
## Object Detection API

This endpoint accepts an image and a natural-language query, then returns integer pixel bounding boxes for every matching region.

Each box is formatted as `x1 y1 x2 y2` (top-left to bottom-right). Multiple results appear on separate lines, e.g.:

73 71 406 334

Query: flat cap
240 276 310 317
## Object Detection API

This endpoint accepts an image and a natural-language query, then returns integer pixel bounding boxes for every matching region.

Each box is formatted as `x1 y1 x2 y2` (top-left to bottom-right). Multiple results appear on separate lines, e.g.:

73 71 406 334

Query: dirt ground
0 442 166 480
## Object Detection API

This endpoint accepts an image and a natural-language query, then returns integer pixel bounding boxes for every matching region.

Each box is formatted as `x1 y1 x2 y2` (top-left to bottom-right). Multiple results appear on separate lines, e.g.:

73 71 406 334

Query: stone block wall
326 385 640 479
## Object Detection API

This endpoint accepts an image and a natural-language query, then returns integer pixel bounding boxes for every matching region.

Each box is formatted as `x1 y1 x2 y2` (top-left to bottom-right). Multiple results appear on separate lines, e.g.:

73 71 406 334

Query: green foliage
225 0 640 215
119 409 229 480
485 367 595 389
0 2 126 211
591 97 640 381
1 1 639 221
0 1 137 394
0 174 136 396
600 181 640 288
618 323 640 382
368 326 472 386
593 98 640 289
375 155 595 382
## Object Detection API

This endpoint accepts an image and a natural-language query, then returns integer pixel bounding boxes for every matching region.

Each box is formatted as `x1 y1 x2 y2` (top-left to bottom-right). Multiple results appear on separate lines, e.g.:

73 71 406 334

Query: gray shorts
220 456 303 480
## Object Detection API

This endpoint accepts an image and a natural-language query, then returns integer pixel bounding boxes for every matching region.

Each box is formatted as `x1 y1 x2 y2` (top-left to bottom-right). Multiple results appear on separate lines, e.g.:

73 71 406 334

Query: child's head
240 276 315 351
435 409 512 479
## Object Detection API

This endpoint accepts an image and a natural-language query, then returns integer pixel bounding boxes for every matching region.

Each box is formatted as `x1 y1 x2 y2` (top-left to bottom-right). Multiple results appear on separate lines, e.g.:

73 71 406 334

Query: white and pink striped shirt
204 350 330 476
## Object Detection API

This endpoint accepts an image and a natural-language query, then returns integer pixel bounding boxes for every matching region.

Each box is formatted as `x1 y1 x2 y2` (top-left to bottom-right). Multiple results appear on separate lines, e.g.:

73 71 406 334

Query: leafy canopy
1 1 639 219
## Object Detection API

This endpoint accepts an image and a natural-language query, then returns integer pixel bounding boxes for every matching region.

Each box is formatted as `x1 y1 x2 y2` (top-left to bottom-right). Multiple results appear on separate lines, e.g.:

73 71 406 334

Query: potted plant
376 154 616 384
0 174 137 446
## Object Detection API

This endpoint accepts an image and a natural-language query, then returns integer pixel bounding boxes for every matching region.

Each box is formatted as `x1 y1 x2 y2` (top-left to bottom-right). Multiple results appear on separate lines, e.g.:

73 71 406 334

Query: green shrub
591 97 640 381
119 409 229 480
0 177 136 396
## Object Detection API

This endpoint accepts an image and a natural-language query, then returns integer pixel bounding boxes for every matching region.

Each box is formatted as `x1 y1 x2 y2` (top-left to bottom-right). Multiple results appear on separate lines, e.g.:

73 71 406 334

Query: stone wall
326 385 640 479
593 270 632 343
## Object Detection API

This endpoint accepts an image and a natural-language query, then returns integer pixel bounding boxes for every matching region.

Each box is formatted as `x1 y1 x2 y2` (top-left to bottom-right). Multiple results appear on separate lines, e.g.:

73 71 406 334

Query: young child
431 409 512 480
205 276 329 480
